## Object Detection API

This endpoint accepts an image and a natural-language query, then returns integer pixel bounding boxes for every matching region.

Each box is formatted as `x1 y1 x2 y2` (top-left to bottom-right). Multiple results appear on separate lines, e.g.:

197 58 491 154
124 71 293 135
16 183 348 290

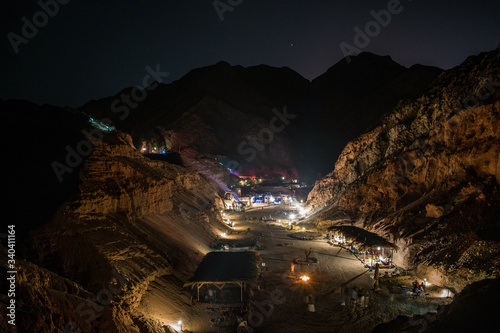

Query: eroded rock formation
307 46 500 291
372 277 500 333
1 135 228 332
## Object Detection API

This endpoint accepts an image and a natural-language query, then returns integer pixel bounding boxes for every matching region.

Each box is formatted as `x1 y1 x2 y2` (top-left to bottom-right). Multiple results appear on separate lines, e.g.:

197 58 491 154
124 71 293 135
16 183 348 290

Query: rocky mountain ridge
307 45 500 291
79 53 441 182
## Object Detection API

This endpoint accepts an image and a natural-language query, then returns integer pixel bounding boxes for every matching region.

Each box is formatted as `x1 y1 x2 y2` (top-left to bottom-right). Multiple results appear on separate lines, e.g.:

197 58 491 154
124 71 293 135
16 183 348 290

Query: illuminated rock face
11 136 226 333
426 204 444 218
307 47 500 291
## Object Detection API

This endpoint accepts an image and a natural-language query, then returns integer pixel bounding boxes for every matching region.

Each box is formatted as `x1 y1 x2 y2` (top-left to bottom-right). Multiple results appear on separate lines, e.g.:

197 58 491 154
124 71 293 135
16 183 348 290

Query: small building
238 196 253 208
328 225 399 266
185 251 259 304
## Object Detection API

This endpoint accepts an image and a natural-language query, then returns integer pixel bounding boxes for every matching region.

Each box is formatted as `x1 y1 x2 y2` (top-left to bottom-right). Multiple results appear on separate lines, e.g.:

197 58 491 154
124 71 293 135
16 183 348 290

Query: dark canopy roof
328 225 399 251
186 251 258 286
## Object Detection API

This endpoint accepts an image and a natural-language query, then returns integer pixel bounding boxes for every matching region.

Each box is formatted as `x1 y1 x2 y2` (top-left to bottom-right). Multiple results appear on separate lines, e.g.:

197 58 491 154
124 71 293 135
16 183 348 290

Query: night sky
1 0 499 107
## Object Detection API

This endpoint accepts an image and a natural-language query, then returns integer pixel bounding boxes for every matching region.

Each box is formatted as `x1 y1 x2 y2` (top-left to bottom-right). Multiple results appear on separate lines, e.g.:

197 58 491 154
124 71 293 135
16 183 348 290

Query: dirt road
224 205 449 333
226 205 377 332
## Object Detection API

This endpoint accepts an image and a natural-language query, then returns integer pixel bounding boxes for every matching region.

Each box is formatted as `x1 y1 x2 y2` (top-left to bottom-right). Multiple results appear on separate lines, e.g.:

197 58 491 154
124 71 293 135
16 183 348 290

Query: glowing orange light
300 275 310 282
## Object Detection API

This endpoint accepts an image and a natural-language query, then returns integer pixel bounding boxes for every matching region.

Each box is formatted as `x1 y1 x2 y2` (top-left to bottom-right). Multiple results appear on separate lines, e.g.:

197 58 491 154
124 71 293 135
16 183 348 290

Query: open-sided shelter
185 251 258 303
328 225 399 263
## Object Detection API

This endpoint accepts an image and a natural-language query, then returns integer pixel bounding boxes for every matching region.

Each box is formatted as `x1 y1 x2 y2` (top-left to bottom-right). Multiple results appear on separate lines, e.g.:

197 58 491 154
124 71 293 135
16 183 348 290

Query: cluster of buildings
223 190 295 210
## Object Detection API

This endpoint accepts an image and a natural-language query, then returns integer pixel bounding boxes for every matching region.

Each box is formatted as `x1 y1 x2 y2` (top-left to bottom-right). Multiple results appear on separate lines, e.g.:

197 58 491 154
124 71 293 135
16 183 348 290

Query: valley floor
140 205 451 332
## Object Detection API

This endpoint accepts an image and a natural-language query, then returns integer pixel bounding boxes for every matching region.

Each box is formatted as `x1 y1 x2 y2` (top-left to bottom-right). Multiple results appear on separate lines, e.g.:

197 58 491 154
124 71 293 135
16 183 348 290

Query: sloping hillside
1 128 230 332
79 62 311 180
307 45 500 291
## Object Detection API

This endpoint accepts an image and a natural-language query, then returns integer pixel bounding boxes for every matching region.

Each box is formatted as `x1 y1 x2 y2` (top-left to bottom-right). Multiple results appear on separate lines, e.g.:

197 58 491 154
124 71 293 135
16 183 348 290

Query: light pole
373 262 380 291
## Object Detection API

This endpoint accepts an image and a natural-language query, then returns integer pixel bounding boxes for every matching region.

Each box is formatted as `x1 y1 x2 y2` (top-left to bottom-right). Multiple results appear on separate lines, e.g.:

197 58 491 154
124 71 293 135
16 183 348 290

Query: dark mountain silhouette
79 61 310 180
1 99 88 239
78 52 441 183
302 52 442 178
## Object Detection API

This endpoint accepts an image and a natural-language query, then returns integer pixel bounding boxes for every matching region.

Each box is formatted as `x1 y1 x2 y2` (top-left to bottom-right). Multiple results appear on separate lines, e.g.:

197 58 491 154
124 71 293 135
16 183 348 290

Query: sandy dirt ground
140 205 451 332
232 205 374 332
228 205 451 333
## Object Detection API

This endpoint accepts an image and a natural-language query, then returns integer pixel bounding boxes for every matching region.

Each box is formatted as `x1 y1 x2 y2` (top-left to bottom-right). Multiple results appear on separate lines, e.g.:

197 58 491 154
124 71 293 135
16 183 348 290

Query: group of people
341 286 369 308
412 280 426 294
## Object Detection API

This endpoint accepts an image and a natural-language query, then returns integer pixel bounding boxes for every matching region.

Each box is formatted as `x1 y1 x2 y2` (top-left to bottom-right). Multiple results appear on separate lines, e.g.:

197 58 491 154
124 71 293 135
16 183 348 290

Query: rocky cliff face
305 53 442 176
307 46 500 291
372 277 500 333
1 132 228 332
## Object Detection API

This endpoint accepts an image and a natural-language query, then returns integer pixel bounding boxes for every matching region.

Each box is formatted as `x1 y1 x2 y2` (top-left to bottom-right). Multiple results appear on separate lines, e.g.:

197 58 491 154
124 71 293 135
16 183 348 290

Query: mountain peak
340 52 399 68
312 52 404 85
214 60 231 67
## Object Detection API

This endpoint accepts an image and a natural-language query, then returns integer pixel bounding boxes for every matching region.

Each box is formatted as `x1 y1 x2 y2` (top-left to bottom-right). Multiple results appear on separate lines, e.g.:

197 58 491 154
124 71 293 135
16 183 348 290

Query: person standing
341 286 349 306
357 287 364 307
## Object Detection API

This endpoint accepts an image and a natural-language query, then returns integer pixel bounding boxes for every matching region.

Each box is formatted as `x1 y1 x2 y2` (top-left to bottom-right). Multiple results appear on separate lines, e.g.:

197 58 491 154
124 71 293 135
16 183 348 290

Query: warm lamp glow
299 207 310 216
164 321 182 331
300 275 310 282
437 289 453 298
